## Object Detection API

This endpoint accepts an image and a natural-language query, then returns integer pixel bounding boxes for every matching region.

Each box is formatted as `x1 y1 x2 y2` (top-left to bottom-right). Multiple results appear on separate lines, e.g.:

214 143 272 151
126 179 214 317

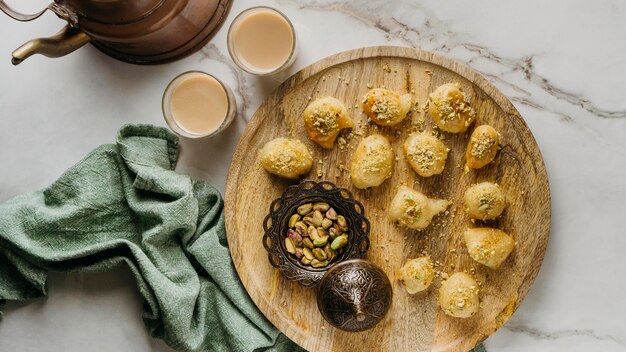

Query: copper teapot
1 0 232 65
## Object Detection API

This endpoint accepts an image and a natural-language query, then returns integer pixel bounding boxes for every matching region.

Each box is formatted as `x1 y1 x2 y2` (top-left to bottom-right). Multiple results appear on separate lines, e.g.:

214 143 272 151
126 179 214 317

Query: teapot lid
57 0 164 24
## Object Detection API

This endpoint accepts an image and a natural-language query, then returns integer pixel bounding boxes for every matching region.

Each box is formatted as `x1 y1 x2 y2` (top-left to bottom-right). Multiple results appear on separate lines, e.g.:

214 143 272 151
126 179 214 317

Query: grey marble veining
1 0 625 351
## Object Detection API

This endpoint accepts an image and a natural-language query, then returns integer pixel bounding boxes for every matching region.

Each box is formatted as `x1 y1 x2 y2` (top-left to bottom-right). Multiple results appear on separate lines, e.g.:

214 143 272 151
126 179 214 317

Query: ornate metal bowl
262 181 370 287
317 259 392 332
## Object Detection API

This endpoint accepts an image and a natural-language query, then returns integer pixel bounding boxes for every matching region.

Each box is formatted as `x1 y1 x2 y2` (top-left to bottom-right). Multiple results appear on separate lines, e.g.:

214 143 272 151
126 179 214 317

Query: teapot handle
0 0 51 22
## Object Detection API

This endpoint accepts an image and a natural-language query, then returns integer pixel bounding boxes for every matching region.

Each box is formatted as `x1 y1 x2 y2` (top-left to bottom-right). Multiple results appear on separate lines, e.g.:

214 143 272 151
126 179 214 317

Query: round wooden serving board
225 46 550 352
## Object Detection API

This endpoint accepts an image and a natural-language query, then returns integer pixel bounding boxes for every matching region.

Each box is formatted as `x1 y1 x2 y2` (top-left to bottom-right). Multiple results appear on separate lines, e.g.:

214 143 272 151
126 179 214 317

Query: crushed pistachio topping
310 109 339 136
361 144 390 175
478 193 494 213
401 195 423 225
408 143 441 173
363 92 400 122
470 133 495 158
409 260 432 281
430 92 476 125
270 150 303 174
469 243 497 262
468 231 500 261
444 283 479 314
372 100 400 121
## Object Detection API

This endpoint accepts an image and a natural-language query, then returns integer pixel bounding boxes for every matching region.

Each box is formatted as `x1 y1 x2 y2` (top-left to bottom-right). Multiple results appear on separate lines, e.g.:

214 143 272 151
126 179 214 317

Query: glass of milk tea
227 6 297 76
162 71 236 139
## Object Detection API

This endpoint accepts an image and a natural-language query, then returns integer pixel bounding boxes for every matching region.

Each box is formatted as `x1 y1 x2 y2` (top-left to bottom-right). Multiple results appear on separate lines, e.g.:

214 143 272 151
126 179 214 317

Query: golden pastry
388 185 451 230
438 272 480 318
403 133 449 177
464 227 515 269
428 83 476 133
258 138 312 179
465 125 500 169
350 134 393 189
464 182 505 220
396 256 434 294
361 88 412 126
303 97 354 149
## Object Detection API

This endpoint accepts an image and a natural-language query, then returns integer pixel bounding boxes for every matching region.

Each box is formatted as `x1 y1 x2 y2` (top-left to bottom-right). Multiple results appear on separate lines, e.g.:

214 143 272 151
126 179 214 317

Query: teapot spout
11 25 90 65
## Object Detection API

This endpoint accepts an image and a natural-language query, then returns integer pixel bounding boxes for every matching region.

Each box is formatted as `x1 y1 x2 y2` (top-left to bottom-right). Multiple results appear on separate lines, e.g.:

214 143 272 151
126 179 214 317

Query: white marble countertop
1 0 625 351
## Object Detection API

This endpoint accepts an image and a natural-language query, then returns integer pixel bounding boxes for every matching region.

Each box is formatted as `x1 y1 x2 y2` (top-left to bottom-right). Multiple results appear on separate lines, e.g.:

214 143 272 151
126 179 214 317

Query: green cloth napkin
0 124 485 352
0 125 301 352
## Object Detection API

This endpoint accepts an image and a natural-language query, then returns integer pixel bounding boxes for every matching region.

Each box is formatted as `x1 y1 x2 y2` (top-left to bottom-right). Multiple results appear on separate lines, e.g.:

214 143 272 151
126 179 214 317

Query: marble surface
1 0 625 351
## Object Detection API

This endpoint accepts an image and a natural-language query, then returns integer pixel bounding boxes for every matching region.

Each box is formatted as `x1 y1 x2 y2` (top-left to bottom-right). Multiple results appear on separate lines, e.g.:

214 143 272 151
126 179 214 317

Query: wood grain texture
224 46 550 352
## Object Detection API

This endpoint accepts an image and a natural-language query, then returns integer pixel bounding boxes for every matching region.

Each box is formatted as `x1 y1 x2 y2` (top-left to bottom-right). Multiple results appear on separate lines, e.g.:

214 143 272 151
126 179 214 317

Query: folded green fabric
0 124 302 352
0 124 485 352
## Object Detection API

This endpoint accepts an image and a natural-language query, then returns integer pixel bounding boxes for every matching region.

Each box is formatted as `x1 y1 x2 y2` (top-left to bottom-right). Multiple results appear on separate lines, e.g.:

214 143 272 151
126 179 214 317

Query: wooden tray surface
224 46 550 352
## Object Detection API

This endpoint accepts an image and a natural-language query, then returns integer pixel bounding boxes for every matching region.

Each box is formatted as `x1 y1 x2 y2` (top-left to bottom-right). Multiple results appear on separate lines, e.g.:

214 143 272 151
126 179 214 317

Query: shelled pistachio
283 201 351 268
288 214 301 228
297 203 313 215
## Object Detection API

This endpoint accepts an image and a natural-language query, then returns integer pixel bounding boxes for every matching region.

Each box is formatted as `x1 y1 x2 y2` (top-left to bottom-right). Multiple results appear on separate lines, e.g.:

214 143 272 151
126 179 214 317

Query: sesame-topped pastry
403 133 450 177
303 97 354 149
361 88 412 126
258 138 313 179
465 125 500 169
464 227 515 269
396 256 435 294
464 182 505 220
388 185 451 230
428 83 476 133
438 272 480 318
350 134 393 189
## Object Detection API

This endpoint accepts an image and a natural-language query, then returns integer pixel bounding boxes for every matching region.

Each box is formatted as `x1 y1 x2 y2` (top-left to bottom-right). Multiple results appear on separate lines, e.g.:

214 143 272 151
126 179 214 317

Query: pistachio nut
337 215 348 231
313 235 329 247
301 257 312 265
302 238 314 249
330 234 348 250
308 225 320 241
321 218 333 229
313 202 330 212
312 210 324 227
302 247 314 261
302 216 314 226
297 203 313 216
311 259 329 268
326 207 338 220
324 243 333 261
285 237 296 254
289 230 303 245
288 213 301 228
294 248 304 259
312 248 327 261
294 222 307 236
328 227 339 239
